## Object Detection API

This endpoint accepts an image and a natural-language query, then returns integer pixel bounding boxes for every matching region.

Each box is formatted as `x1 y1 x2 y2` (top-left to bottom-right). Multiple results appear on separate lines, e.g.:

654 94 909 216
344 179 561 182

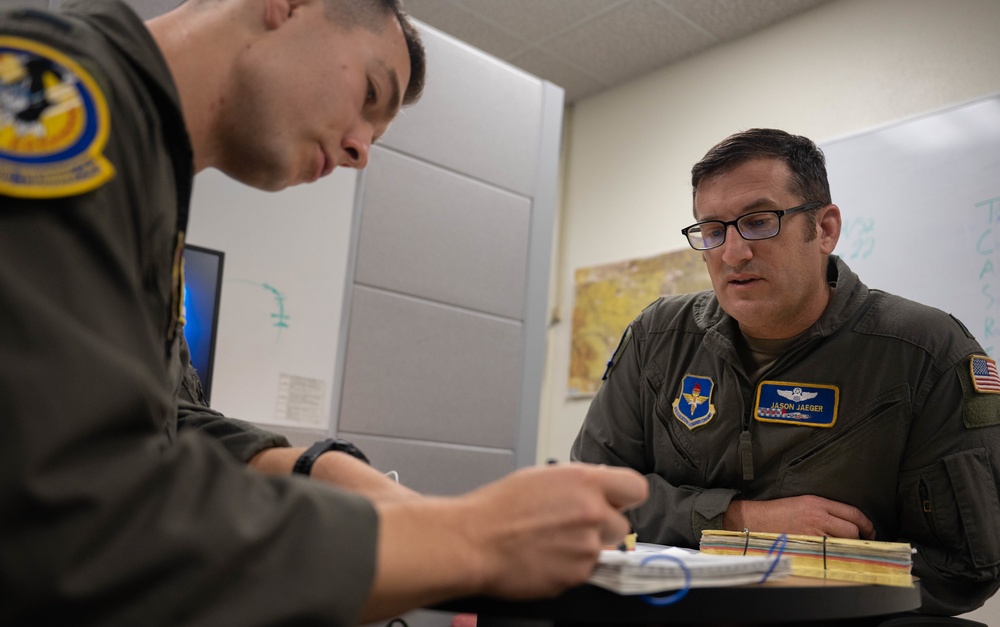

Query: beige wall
539 0 1000 620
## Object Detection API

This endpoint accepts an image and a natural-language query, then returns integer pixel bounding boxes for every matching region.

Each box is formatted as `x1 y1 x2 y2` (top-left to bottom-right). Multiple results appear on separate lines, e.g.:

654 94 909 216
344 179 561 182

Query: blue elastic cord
638 554 692 606
760 533 788 583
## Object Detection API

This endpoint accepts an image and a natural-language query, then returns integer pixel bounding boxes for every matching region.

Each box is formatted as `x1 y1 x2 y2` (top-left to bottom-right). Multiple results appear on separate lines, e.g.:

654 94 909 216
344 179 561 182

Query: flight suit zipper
738 332 826 483
739 408 754 481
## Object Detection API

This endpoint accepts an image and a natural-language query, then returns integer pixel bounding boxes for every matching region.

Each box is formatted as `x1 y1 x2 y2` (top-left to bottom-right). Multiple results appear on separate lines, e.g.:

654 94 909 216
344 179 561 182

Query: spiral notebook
588 543 791 595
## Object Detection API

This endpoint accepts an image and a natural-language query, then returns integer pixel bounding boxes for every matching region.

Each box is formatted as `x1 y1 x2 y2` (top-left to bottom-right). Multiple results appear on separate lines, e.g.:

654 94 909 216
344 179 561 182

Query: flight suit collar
62 0 194 231
694 256 872 357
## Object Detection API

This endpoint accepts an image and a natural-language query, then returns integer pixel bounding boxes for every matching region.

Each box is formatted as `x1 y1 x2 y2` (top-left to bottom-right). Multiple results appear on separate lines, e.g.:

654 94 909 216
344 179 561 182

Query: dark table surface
435 576 923 626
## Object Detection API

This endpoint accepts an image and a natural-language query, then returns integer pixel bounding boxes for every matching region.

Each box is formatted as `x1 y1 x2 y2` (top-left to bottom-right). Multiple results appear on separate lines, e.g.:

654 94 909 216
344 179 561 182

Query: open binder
699 529 914 587
588 543 791 595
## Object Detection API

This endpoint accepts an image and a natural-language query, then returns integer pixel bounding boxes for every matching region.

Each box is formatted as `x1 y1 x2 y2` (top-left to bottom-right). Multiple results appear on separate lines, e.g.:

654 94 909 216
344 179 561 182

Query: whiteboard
185 168 358 431
824 94 1000 357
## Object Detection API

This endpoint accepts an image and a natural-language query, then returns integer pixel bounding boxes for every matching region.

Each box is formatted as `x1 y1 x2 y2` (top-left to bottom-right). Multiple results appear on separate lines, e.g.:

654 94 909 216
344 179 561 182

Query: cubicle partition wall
333 24 564 495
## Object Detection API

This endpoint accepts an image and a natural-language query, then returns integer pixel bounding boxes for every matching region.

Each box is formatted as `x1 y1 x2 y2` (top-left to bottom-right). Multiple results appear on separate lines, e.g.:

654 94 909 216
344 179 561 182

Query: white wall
186 169 358 437
539 0 1000 621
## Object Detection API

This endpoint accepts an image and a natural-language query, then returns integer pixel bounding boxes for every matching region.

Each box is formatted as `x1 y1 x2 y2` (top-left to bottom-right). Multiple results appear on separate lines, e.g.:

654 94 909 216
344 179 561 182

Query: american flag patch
971 356 1000 394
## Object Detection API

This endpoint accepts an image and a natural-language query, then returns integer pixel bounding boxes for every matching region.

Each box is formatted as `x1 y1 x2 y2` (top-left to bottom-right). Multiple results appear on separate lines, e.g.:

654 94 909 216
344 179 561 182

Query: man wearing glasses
572 128 1000 615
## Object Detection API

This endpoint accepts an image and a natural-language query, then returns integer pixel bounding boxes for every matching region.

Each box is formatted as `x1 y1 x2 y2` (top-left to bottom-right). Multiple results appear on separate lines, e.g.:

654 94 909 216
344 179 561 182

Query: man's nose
719 224 752 264
341 126 373 170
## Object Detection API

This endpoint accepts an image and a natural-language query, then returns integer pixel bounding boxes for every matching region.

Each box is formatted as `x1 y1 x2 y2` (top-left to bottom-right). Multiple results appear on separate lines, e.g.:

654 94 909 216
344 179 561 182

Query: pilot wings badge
776 387 818 403
672 374 716 430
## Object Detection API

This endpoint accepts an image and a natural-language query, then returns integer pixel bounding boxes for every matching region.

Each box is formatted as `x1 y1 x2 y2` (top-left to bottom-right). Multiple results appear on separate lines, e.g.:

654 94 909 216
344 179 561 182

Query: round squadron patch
0 36 114 198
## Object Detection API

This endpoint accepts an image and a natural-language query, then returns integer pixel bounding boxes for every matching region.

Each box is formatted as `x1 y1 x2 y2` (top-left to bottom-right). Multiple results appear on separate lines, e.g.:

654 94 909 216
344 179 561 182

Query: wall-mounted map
569 249 712 397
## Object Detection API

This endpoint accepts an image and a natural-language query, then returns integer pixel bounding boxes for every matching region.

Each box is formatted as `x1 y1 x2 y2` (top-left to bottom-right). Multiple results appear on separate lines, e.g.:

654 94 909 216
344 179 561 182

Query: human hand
364 463 646 621
724 495 875 540
457 463 647 599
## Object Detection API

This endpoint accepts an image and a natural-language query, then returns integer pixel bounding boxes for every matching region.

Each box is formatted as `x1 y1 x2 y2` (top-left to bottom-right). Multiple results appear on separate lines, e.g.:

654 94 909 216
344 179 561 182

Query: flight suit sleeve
571 321 738 547
1 197 381 625
174 334 291 463
896 355 1000 615
0 22 377 624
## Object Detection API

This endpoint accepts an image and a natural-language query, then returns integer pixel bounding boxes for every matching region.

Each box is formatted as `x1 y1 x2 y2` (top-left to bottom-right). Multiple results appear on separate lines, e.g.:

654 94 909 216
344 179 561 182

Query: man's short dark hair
691 128 832 207
324 0 426 106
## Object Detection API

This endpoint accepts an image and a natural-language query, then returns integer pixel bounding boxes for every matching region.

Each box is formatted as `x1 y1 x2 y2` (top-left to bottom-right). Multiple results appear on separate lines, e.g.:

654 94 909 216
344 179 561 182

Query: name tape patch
754 381 839 428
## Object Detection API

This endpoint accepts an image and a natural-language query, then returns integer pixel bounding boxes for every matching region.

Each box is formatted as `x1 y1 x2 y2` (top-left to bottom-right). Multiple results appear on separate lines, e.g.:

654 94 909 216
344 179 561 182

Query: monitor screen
182 244 225 403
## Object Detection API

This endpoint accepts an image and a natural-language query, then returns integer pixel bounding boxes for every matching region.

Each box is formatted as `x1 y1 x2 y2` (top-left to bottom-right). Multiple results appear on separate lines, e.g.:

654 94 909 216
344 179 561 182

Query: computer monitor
182 244 225 403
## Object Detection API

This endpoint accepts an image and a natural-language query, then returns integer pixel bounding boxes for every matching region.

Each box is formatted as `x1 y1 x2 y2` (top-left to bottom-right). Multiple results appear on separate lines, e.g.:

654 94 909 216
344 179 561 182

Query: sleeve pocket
923 448 1000 572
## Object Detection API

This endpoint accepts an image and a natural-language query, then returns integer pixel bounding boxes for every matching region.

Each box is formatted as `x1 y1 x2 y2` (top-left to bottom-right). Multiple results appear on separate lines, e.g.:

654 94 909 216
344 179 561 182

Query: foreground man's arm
363 464 647 621
250 445 421 502
175 342 419 503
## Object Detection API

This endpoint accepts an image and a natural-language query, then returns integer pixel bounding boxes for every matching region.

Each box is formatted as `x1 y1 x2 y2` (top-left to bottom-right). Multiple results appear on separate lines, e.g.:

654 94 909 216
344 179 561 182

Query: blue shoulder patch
672 374 716 430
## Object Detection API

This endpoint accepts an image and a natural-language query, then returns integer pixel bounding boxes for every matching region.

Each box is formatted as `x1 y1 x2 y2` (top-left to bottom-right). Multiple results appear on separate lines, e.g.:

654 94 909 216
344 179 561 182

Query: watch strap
292 438 370 476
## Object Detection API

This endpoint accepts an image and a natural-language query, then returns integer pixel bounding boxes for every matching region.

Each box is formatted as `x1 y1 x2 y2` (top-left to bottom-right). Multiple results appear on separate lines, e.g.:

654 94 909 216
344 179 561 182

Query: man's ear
817 203 842 254
263 0 304 30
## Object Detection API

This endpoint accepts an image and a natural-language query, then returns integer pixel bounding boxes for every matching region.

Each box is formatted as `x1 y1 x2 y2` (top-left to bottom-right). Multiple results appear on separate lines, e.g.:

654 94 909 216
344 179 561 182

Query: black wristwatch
292 438 371 476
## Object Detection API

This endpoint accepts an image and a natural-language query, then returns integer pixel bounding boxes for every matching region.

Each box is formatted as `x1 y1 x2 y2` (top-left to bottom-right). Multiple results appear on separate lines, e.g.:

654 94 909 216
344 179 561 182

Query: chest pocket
775 384 910 526
652 371 743 486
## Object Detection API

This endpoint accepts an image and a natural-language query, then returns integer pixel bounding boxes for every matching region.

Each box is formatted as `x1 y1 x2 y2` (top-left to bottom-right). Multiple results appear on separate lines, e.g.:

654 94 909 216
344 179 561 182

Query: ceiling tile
665 0 832 41
509 47 609 103
542 0 717 85
405 0 530 59
403 0 836 104
453 0 623 44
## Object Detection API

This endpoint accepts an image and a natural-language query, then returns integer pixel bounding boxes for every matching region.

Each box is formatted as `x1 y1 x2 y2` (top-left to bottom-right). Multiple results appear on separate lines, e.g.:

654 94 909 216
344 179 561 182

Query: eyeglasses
680 202 823 251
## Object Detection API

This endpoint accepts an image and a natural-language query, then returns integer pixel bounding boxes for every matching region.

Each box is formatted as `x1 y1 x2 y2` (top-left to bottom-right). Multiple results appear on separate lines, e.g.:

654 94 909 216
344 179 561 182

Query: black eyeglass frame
680 201 824 251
